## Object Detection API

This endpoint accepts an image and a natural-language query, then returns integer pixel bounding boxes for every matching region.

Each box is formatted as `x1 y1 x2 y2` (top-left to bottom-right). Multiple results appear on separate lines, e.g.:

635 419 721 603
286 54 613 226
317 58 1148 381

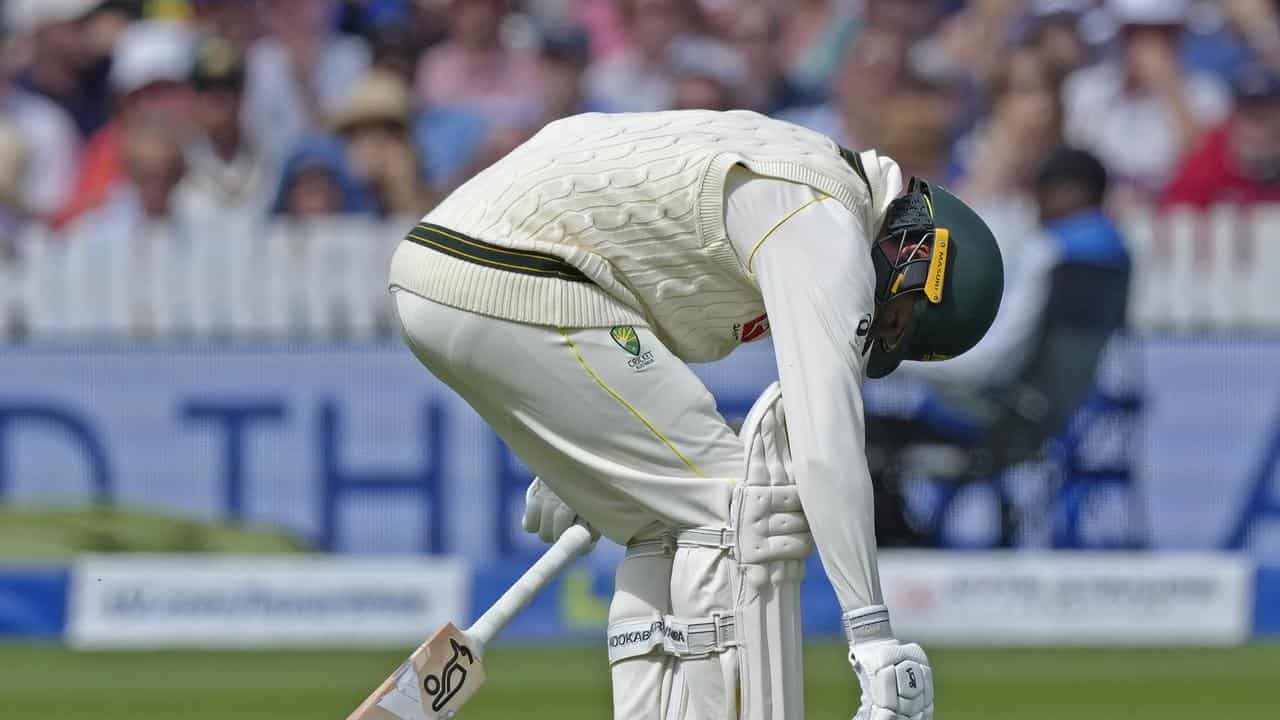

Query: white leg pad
609 545 674 720
608 540 738 720
606 382 811 720
669 543 738 720
733 382 812 720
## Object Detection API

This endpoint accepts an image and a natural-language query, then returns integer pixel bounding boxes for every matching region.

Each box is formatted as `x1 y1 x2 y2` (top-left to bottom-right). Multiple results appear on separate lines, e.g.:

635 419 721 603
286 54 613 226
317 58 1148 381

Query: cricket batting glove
846 606 934 720
522 477 597 544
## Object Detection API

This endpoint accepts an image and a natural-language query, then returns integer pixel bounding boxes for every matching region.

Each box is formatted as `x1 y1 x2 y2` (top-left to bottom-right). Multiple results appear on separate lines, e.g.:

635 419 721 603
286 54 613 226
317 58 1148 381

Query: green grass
2 643 1277 719
0 506 305 561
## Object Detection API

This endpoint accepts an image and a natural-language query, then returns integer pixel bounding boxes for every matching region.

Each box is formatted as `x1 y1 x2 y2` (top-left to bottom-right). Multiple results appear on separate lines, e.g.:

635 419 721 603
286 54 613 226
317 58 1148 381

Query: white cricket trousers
393 288 743 720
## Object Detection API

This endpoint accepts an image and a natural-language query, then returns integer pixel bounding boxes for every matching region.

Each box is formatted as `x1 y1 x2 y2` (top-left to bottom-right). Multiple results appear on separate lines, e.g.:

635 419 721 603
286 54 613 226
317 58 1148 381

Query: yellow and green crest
609 326 641 356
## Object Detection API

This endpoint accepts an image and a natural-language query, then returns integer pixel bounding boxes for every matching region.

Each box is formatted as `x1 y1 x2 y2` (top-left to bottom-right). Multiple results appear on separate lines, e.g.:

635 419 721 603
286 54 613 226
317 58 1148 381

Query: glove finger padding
551 503 576 542
538 500 560 543
522 479 543 534
524 476 599 544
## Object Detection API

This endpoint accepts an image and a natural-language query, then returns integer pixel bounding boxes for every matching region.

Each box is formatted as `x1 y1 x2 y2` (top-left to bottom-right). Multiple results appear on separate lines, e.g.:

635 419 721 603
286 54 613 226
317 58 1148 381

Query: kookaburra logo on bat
423 638 476 711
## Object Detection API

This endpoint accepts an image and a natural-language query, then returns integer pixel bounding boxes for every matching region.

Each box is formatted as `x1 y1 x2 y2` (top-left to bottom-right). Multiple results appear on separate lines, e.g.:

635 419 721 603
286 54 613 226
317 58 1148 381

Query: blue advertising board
0 342 777 560
0 339 1277 558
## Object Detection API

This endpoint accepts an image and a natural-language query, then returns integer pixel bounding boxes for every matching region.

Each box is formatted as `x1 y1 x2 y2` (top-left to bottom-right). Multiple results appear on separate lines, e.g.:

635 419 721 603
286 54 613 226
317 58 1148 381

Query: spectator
1220 0 1280 72
0 45 82 218
781 25 910 149
272 137 375 217
877 85 955 182
332 69 434 217
84 1 137 54
64 119 192 337
6 0 113 137
190 0 263 51
775 0 859 94
56 20 196 226
862 0 946 38
348 0 420 34
413 20 597 194
366 24 422 85
0 119 27 237
243 0 370 165
1163 64 1280 207
415 0 542 128
669 32 746 111
1062 0 1231 198
954 44 1064 191
413 103 491 193
534 26 600 121
174 36 276 222
584 0 705 112
916 0 1023 88
1025 0 1093 80
117 118 189 220
951 43 1063 249
725 1 823 115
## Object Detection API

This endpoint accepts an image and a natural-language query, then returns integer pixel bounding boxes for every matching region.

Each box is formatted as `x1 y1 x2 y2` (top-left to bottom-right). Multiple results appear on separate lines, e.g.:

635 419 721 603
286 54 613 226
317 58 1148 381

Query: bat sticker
423 638 475 712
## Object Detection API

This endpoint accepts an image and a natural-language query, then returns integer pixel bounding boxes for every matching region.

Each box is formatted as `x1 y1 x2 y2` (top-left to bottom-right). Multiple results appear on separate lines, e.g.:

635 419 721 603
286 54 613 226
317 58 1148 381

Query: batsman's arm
728 168 934 720
748 199 885 614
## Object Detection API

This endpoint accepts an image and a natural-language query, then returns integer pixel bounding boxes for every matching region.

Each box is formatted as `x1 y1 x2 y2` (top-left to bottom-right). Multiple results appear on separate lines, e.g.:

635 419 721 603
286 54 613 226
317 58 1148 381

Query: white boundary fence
0 214 409 339
1124 206 1280 331
3 207 1280 338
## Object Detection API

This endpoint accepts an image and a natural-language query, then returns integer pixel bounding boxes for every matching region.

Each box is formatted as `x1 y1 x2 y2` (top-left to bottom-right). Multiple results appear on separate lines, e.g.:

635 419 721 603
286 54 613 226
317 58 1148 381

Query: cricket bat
345 524 596 720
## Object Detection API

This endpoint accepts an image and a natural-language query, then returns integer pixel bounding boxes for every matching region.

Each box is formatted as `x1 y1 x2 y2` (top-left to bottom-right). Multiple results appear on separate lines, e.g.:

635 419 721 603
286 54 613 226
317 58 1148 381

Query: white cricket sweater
388 110 896 362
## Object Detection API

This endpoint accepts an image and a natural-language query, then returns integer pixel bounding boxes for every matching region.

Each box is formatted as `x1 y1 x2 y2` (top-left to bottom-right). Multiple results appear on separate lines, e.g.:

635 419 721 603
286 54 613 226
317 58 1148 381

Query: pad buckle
711 612 736 653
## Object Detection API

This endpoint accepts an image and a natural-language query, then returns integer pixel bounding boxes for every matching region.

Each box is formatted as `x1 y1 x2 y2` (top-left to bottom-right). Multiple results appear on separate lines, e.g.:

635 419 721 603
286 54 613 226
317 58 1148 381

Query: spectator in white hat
56 20 196 225
63 116 195 338
1062 0 1231 199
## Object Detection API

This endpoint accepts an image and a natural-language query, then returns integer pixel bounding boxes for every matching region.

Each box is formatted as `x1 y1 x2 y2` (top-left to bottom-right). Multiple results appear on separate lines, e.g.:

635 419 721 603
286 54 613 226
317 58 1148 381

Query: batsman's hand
849 639 934 720
522 477 598 544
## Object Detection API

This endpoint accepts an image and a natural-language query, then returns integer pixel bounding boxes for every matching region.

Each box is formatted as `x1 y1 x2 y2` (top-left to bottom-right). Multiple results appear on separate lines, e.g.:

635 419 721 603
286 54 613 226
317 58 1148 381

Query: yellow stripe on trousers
559 328 706 478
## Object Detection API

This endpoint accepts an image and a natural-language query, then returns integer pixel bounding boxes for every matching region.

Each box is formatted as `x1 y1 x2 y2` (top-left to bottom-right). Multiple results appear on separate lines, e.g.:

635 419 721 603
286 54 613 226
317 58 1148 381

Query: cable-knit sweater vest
388 110 895 362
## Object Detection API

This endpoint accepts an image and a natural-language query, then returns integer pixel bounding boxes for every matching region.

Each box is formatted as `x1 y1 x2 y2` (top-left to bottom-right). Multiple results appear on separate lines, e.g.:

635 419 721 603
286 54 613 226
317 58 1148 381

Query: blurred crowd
2 0 1280 273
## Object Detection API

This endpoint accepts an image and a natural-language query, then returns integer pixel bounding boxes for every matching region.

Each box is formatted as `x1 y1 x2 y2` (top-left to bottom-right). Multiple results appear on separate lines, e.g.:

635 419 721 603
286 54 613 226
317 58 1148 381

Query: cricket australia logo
610 325 655 371
423 638 475 712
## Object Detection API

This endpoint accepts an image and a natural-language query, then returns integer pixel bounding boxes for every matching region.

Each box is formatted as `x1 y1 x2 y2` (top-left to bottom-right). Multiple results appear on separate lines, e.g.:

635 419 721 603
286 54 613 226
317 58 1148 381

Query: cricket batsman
388 110 1002 720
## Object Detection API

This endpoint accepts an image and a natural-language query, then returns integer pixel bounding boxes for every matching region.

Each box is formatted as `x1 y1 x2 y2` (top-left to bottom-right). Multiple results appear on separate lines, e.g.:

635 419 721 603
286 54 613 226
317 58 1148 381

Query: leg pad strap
607 613 737 664
624 527 736 561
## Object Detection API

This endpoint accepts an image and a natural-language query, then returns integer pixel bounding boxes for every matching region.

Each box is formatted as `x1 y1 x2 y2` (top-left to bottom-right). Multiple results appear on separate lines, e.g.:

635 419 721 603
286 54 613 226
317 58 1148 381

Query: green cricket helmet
866 177 1004 379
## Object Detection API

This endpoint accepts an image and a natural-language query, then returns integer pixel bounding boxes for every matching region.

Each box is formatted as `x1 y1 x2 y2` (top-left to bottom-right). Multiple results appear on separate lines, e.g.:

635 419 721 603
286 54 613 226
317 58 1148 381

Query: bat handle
465 523 595 649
